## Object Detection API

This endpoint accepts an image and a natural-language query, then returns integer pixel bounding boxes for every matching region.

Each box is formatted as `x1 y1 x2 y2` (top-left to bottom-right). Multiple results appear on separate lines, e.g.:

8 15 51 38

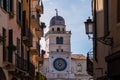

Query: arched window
56 37 63 44
60 37 63 44
57 28 60 31
52 28 54 31
56 37 59 44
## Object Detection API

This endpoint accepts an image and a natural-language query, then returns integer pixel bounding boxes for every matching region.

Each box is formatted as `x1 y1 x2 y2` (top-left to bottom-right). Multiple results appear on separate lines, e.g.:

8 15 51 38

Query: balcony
15 55 35 77
31 42 40 55
3 52 28 75
3 49 15 71
3 53 35 77
15 55 28 72
36 5 43 14
86 52 93 76
22 26 33 47
3 44 16 71
31 19 45 38
35 22 46 37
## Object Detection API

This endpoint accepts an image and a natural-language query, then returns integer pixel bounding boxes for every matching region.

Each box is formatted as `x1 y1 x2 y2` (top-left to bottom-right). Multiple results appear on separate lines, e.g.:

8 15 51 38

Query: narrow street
0 0 120 80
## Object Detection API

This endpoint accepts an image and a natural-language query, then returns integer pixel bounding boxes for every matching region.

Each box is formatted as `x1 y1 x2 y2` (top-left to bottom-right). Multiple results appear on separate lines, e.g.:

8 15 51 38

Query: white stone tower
45 10 74 80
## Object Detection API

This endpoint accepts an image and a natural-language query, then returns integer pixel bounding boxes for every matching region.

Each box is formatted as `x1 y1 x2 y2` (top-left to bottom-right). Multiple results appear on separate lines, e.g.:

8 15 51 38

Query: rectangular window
9 0 13 12
117 0 120 22
3 0 13 12
8 29 13 63
21 44 24 57
56 37 63 44
104 0 109 36
16 0 22 24
0 0 2 7
18 2 21 21
8 29 13 45
17 38 21 56
3 28 6 61
22 11 26 36
3 0 7 11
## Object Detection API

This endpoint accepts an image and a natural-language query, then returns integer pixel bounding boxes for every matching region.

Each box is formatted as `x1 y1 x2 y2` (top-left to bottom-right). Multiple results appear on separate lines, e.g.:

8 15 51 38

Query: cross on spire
55 9 58 16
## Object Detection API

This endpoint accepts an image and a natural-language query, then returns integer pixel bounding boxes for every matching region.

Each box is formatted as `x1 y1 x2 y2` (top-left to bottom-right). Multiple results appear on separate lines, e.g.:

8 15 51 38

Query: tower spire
55 9 58 16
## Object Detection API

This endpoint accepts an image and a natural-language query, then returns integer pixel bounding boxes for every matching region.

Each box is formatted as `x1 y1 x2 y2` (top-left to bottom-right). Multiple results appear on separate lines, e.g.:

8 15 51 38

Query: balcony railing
3 47 15 71
87 51 93 76
22 26 33 47
3 51 35 76
16 55 35 77
15 54 28 72
3 44 15 64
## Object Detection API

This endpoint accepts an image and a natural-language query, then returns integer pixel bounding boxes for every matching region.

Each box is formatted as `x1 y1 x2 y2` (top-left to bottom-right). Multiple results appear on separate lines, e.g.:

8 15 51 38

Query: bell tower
45 9 74 79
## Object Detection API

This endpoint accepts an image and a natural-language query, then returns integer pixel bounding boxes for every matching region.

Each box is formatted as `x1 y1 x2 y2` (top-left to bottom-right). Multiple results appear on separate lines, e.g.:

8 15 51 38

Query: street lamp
84 17 113 46
84 17 93 35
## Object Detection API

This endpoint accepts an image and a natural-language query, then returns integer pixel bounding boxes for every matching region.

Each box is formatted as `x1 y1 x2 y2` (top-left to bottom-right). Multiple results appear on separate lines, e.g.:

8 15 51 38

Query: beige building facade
90 0 120 80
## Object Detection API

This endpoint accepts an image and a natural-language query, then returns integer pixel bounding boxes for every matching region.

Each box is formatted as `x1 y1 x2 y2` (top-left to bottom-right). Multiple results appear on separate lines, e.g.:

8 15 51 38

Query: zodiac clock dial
53 58 67 71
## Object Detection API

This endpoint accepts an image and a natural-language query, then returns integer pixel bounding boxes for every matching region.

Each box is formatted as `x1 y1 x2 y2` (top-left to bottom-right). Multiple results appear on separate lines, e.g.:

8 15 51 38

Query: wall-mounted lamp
84 17 113 46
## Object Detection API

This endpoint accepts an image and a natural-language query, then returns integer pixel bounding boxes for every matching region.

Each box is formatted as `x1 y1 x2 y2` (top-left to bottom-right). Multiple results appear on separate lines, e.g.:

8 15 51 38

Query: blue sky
40 0 93 55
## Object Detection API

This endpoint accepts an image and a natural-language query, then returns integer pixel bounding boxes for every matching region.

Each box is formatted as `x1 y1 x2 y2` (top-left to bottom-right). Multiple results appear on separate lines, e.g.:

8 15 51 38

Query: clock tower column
45 10 74 80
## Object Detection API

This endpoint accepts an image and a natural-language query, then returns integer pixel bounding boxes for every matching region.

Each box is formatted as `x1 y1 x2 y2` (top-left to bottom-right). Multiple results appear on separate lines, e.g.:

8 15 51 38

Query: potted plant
8 12 14 19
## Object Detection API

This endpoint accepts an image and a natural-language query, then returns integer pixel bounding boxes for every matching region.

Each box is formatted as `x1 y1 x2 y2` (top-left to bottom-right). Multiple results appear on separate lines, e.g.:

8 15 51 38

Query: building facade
0 0 45 80
41 54 93 80
45 11 74 80
90 0 120 80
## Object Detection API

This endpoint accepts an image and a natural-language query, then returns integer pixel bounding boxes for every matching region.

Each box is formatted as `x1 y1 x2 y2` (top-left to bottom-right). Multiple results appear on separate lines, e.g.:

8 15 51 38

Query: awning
0 67 6 80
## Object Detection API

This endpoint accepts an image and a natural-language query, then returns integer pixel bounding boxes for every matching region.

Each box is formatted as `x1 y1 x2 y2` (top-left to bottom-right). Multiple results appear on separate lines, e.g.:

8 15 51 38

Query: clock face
53 58 67 71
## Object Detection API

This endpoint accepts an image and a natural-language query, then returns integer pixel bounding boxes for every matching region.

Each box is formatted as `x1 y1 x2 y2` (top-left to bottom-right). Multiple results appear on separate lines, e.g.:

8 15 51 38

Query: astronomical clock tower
45 10 75 80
